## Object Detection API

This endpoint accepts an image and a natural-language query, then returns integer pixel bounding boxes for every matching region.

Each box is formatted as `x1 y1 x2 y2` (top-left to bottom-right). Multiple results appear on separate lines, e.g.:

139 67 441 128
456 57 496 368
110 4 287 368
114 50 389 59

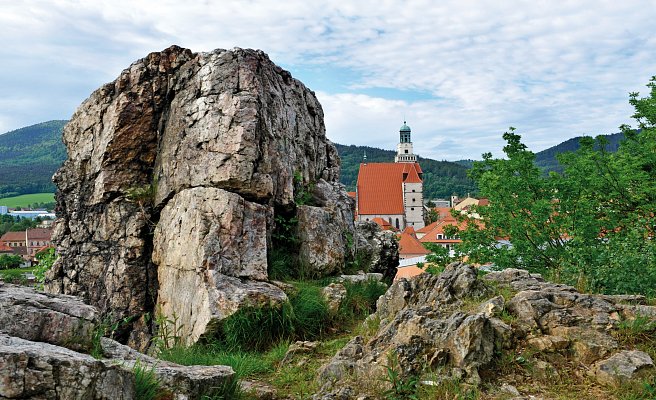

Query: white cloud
0 0 655 160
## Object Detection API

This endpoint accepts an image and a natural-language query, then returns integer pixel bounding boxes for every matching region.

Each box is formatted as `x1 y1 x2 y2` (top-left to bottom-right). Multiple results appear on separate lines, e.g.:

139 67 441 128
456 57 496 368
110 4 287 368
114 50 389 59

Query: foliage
337 279 387 322
0 214 40 237
455 76 656 295
34 247 56 284
382 352 419 400
0 254 24 270
0 268 30 284
152 309 185 351
424 243 456 269
0 120 67 197
132 360 163 400
220 302 296 352
216 278 384 352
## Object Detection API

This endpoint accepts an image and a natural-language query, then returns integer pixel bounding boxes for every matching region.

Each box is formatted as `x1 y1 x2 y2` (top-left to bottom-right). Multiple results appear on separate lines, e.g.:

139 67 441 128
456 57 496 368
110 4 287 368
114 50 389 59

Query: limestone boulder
100 338 235 399
0 283 97 352
353 221 399 279
594 350 654 386
46 45 350 348
0 334 134 400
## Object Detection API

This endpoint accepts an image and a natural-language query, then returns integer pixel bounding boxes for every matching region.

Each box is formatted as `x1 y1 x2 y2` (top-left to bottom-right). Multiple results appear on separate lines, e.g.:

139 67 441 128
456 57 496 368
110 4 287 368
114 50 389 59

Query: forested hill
533 132 625 171
0 120 67 198
335 144 478 199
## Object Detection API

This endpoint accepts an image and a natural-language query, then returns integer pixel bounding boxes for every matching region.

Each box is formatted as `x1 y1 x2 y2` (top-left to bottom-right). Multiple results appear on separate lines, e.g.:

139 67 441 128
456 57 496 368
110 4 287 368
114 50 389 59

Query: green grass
0 192 55 208
0 267 35 284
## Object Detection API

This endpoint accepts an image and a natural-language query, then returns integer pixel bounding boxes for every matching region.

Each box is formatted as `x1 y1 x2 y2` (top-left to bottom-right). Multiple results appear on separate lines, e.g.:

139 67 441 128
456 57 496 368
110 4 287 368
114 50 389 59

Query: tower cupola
395 121 417 163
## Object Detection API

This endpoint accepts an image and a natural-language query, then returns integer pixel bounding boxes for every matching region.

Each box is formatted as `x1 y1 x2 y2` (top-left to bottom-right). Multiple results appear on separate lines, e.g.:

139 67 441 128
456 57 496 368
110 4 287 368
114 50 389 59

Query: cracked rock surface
45 46 352 349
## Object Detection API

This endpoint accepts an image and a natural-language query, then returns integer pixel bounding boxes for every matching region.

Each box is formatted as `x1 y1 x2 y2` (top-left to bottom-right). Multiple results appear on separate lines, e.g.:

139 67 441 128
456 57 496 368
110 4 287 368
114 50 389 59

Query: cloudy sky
1 1 655 160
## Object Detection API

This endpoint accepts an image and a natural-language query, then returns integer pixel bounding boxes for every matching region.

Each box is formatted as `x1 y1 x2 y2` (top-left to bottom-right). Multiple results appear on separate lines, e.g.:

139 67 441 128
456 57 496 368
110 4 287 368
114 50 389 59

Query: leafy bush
0 254 23 270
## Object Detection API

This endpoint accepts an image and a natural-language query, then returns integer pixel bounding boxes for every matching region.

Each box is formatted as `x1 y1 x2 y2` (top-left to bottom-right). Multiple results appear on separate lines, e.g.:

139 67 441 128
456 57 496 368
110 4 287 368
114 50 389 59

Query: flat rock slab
0 333 133 400
101 337 236 400
595 350 654 386
0 283 98 352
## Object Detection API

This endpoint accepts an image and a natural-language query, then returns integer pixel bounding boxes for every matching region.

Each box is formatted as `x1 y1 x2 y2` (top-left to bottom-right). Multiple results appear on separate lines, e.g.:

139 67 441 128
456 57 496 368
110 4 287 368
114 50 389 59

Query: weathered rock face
353 221 399 279
0 334 135 400
0 283 98 352
46 46 352 348
315 263 656 398
0 284 236 400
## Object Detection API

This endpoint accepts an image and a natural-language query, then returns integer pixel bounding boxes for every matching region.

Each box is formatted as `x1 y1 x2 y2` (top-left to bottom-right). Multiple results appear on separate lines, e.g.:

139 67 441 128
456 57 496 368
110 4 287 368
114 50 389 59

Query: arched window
395 218 400 229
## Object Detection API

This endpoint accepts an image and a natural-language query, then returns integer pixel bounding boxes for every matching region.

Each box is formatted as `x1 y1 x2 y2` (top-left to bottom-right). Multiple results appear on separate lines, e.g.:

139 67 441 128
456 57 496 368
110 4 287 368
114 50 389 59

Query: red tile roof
398 231 431 257
394 265 427 281
371 217 394 231
0 231 25 242
404 165 422 183
27 228 53 240
357 162 423 215
0 244 13 253
416 221 439 234
347 192 356 199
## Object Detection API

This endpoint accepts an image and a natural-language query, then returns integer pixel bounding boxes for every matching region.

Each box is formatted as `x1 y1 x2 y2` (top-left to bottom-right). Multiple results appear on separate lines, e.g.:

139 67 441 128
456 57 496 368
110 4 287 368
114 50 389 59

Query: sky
1 1 655 161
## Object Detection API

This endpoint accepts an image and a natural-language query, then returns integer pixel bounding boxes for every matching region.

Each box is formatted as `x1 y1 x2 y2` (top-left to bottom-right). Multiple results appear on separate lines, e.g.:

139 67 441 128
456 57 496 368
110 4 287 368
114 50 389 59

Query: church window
411 207 414 211
395 218 400 229
404 150 408 154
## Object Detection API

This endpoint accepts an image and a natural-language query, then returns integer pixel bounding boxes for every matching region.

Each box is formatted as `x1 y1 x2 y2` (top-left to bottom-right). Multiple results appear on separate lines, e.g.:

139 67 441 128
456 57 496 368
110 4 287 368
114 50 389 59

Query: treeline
0 120 67 198
0 215 41 237
334 143 477 198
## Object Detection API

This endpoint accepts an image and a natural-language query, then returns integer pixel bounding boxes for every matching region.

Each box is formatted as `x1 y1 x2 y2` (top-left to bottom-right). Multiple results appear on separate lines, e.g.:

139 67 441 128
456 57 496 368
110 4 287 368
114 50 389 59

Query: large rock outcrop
315 263 656 398
46 46 354 348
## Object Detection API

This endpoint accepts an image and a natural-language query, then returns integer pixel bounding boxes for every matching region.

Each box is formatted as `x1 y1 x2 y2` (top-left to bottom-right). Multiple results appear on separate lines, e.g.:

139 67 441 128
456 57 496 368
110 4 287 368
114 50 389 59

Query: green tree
0 254 24 270
456 76 656 296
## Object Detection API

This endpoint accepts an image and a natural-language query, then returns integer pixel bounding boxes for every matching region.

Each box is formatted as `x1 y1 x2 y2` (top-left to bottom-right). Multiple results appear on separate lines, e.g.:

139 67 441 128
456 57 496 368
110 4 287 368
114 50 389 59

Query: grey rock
101 337 235 400
46 46 350 348
0 333 134 400
322 283 348 315
595 350 654 386
0 283 97 352
478 295 504 317
353 221 399 279
153 187 287 343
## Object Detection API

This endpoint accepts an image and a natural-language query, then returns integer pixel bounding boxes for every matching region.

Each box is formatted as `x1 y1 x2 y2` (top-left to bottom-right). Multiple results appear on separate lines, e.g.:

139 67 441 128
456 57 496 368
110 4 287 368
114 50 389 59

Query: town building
355 122 425 230
0 228 53 260
398 226 431 260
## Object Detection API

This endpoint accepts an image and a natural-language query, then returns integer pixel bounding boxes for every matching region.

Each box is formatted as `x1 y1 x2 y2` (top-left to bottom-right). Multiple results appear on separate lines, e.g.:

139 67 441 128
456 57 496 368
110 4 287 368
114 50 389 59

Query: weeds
152 309 185 351
382 352 419 400
132 360 163 400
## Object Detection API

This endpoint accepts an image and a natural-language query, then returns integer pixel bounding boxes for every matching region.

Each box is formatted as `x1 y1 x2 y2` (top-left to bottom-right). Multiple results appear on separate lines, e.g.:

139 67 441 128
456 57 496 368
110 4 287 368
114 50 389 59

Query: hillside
0 120 626 200
534 132 625 171
335 144 477 199
0 120 67 198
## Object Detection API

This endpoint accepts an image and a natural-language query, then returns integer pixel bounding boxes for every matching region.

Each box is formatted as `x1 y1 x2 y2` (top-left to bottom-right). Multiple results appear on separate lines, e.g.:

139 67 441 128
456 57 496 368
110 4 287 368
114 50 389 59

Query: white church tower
396 122 424 228
395 121 417 163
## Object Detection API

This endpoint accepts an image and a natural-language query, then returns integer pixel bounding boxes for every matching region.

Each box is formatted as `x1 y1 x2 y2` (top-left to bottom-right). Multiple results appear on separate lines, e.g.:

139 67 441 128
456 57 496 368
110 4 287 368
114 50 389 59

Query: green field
0 193 55 208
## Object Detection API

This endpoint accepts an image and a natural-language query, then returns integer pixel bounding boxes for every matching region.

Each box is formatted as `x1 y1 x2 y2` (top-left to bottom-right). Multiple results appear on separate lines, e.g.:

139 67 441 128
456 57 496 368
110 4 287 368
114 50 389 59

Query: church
354 122 425 230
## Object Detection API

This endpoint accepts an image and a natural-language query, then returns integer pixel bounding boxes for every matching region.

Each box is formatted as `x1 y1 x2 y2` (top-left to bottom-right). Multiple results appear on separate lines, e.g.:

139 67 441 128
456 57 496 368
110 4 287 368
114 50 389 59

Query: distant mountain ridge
0 121 627 200
0 120 67 198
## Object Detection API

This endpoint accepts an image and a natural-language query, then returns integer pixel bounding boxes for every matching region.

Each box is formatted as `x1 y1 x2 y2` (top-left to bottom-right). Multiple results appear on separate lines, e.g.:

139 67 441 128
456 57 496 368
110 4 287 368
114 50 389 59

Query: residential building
398 226 430 259
0 228 53 260
355 122 425 230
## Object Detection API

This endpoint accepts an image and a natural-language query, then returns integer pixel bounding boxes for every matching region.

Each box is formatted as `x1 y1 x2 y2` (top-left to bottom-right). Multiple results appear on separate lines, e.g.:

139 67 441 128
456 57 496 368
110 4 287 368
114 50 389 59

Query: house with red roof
398 226 431 259
0 228 53 260
354 122 425 230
